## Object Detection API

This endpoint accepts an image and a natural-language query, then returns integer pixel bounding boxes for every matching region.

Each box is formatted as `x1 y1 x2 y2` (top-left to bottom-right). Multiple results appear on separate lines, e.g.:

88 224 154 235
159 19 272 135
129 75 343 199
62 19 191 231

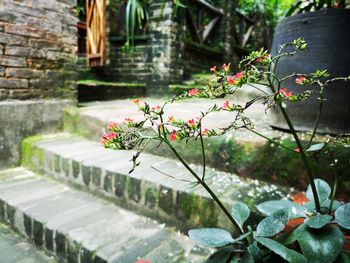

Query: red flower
100 137 107 145
234 71 245 80
168 116 175 123
202 128 209 135
295 76 306 85
294 147 301 153
136 259 151 263
210 66 217 72
223 100 230 109
170 132 178 141
187 119 195 127
280 88 293 97
132 99 140 105
151 105 161 112
222 63 230 71
227 75 236 85
107 122 117 130
188 88 199 96
105 132 117 140
124 118 134 125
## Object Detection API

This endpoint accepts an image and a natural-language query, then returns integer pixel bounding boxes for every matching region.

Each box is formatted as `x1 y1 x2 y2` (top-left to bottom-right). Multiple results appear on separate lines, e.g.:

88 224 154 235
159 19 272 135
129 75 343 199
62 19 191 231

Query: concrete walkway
0 223 56 263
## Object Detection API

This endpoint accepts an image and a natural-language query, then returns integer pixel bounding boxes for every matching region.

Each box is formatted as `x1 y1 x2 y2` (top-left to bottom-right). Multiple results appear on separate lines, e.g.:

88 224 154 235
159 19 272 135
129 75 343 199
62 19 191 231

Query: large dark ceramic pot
270 9 350 134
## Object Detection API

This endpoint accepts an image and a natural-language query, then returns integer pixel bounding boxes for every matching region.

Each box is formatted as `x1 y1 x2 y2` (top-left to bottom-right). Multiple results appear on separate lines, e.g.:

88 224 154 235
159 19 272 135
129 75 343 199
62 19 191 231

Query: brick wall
0 0 78 100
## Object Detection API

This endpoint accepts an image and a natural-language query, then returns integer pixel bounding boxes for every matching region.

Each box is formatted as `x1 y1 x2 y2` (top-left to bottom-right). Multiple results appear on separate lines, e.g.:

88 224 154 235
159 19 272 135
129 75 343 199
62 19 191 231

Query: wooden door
86 0 106 67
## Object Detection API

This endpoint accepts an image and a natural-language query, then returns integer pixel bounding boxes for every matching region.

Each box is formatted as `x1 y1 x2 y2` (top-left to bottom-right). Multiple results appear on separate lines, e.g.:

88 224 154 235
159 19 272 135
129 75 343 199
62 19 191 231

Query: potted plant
270 0 350 134
101 39 350 262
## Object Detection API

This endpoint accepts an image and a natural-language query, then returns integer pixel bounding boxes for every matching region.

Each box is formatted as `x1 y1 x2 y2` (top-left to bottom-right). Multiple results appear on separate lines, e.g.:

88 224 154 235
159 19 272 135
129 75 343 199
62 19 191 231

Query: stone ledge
0 167 208 263
22 133 289 232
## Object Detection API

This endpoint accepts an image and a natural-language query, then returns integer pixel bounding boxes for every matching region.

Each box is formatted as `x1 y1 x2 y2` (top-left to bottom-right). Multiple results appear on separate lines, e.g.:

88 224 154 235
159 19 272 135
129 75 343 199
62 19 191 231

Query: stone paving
0 223 56 263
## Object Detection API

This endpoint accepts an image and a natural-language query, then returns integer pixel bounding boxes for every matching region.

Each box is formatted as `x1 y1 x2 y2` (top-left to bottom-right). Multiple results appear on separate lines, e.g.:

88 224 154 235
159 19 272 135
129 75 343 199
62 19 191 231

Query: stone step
22 133 289 231
0 222 56 263
0 168 210 263
62 99 350 197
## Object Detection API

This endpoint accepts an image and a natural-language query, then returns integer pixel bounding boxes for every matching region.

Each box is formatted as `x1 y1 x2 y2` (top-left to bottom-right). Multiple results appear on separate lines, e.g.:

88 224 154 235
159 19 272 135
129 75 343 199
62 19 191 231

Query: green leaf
306 179 331 203
256 208 289 237
255 237 307 263
306 143 325 152
247 241 263 260
256 200 306 219
298 225 344 263
304 199 341 213
205 246 236 263
278 223 307 245
188 228 234 247
231 201 250 230
305 215 333 229
335 203 350 230
335 253 350 263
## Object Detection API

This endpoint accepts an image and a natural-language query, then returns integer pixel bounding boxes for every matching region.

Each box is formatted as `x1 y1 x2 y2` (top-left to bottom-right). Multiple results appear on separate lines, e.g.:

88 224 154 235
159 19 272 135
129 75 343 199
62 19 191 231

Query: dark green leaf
231 202 250 230
256 200 306 219
255 237 307 263
298 225 344 263
305 215 333 229
205 246 235 263
306 143 325 152
335 203 350 230
278 223 307 245
248 241 263 260
335 253 350 263
256 208 289 237
306 179 331 203
188 228 234 247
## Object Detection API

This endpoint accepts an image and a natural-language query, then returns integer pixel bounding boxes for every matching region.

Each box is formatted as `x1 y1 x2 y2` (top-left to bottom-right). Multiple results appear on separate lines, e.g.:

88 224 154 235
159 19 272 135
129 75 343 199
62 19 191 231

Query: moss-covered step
61 98 350 198
77 80 146 102
21 133 291 233
0 167 209 263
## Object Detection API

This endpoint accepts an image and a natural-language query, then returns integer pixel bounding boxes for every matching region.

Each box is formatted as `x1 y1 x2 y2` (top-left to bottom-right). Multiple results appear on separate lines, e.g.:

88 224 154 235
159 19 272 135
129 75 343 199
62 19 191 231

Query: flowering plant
102 38 350 262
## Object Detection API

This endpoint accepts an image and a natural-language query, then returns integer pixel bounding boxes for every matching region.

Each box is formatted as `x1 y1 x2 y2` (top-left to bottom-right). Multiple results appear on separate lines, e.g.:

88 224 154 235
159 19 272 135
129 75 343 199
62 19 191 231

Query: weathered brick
27 58 62 69
4 23 45 38
30 77 64 89
5 46 46 58
0 78 28 89
29 39 62 51
0 67 4 77
5 68 44 78
0 55 26 67
0 44 3 55
0 32 27 45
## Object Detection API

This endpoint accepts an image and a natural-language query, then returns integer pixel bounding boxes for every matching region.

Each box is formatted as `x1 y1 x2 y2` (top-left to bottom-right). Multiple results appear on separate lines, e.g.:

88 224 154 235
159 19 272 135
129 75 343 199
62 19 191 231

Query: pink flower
210 66 217 72
170 132 178 141
136 259 151 263
187 119 195 127
105 132 117 140
151 105 161 112
294 147 301 153
280 88 293 97
227 75 236 85
295 76 306 85
222 63 230 71
234 71 245 80
100 137 107 145
107 122 117 130
223 100 230 109
202 128 209 136
188 89 199 96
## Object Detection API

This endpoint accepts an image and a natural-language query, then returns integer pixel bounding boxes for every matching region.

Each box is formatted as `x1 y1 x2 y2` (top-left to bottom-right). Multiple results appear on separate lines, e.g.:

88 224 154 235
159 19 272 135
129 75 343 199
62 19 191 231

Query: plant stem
164 139 246 238
199 125 207 181
268 78 322 213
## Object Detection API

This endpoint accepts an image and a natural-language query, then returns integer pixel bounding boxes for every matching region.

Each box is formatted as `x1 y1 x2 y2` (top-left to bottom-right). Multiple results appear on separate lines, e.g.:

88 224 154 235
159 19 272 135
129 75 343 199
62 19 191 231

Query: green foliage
335 203 350 229
256 200 306 219
305 214 333 229
231 202 250 231
297 225 344 263
285 0 349 17
306 178 331 203
256 208 289 237
188 228 234 247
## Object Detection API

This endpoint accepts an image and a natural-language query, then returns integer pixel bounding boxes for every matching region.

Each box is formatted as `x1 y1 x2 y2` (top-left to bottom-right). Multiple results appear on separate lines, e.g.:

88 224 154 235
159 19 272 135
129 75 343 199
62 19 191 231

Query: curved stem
268 76 322 213
163 139 246 238
199 125 207 181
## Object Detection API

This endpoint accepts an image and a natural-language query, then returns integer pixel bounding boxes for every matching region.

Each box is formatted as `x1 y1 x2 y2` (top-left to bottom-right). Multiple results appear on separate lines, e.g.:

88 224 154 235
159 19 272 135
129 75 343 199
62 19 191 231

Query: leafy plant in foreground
101 38 350 262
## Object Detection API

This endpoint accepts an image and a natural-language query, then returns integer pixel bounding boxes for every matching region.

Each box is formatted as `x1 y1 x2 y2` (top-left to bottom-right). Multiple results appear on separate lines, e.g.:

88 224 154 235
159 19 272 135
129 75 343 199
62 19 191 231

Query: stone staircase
0 96 292 263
